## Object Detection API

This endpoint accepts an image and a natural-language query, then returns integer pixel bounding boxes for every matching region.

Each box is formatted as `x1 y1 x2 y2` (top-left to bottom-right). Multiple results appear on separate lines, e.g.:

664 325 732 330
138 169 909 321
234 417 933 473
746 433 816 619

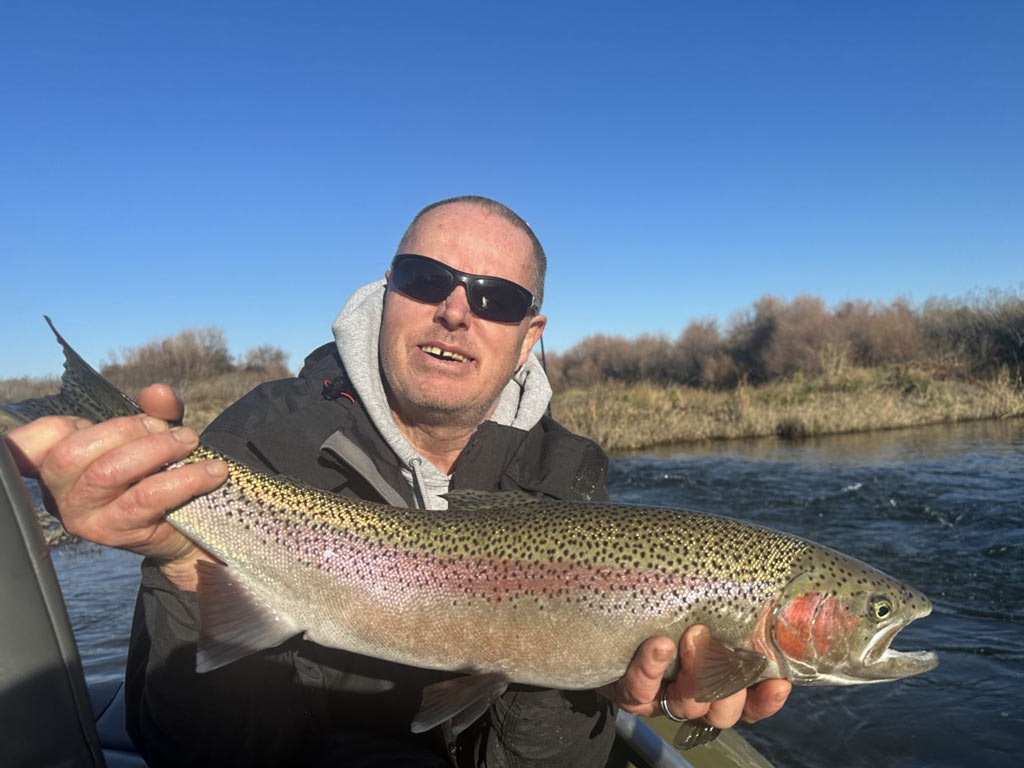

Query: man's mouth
419 345 473 363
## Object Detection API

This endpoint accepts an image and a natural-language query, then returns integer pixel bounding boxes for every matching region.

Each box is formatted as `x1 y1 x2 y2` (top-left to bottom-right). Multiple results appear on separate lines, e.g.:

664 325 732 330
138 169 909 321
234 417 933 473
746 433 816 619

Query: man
6 196 790 766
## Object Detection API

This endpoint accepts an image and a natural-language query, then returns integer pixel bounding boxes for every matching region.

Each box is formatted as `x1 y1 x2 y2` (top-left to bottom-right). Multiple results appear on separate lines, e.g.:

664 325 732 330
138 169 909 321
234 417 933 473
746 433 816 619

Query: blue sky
2 1 1021 377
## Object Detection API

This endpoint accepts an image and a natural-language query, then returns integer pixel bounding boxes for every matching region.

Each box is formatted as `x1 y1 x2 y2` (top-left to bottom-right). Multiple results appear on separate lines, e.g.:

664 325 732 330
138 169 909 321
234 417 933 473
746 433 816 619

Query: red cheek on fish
775 592 825 660
811 595 861 658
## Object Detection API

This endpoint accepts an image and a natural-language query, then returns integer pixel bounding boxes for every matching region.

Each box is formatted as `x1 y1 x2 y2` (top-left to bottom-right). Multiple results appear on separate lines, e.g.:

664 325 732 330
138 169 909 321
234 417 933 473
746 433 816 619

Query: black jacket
125 343 617 768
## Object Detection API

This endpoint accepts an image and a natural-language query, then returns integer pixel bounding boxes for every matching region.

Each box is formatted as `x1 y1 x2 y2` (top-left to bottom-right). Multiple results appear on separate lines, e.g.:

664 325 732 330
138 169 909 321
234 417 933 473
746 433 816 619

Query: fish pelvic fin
1 317 142 425
411 672 509 735
195 560 302 673
691 632 769 703
673 720 722 750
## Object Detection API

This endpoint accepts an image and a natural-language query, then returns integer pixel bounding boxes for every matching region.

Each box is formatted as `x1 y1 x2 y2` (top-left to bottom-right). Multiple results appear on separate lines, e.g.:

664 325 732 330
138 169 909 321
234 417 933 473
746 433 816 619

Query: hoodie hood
330 279 552 510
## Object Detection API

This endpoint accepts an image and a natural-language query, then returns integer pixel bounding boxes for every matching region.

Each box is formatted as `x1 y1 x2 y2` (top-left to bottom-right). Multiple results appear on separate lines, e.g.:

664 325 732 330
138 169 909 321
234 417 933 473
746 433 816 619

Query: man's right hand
3 383 228 591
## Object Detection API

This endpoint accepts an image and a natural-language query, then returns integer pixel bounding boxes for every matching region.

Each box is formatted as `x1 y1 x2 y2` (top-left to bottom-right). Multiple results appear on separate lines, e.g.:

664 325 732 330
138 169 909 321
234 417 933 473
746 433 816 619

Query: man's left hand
599 626 791 728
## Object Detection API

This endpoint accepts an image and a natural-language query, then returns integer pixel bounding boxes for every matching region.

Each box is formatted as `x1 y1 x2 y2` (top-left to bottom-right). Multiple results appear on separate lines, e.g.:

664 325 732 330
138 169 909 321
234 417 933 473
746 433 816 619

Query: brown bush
834 299 921 366
549 289 1024 392
98 327 292 396
102 327 235 392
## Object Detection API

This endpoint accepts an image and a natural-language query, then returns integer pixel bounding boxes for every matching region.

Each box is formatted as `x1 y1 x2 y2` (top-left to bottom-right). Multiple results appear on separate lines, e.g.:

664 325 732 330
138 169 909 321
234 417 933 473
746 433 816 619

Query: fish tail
1 317 142 425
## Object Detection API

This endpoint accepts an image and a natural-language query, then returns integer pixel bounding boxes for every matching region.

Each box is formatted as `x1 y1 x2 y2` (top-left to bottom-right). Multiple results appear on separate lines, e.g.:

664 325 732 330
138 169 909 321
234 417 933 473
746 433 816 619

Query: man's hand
599 626 791 728
3 384 228 591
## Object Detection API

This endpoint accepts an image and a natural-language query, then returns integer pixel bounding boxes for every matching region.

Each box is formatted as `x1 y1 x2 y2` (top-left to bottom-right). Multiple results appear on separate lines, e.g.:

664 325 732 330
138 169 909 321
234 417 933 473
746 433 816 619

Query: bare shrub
725 296 783 382
674 319 738 387
920 290 1024 381
550 288 1024 391
103 327 234 392
760 295 837 378
243 345 291 379
0 376 60 403
835 299 921 366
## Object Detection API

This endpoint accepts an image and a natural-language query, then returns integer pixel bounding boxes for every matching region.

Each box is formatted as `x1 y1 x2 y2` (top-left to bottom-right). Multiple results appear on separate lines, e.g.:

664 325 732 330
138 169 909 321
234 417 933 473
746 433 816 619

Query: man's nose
435 284 472 328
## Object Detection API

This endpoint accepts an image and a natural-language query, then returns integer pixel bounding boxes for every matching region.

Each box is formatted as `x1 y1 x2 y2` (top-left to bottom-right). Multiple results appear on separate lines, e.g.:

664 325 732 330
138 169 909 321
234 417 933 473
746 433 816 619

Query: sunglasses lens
390 255 535 323
468 279 532 323
390 258 454 304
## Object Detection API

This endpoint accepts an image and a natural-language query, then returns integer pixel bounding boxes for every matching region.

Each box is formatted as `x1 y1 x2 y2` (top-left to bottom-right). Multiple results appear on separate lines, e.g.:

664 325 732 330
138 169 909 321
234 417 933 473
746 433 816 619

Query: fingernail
72 418 92 430
205 460 227 478
142 416 167 433
774 691 788 704
655 646 673 663
171 427 197 445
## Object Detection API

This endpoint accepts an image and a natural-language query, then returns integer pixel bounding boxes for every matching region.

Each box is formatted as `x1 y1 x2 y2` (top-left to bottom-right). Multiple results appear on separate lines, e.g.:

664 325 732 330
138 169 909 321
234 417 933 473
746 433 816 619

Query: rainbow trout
3 319 937 746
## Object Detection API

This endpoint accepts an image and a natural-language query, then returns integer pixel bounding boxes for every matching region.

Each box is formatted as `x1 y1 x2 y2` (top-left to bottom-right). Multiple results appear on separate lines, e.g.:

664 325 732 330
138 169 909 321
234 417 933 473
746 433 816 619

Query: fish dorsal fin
195 560 302 673
441 489 546 511
0 317 141 425
411 672 509 735
691 632 769 703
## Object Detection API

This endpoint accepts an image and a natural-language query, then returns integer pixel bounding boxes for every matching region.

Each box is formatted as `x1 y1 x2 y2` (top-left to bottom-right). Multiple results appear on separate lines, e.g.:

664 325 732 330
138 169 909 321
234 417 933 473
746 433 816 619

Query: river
48 418 1024 768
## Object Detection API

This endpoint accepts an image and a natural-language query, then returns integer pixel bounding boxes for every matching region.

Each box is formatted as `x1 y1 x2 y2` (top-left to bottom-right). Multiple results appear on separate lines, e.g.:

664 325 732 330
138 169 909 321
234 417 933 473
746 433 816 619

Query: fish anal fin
411 673 509 735
691 632 769 703
195 560 301 673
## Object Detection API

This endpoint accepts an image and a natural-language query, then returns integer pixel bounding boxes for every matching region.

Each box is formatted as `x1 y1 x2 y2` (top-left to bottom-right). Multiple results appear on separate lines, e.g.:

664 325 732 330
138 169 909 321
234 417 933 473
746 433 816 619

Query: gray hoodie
331 279 552 511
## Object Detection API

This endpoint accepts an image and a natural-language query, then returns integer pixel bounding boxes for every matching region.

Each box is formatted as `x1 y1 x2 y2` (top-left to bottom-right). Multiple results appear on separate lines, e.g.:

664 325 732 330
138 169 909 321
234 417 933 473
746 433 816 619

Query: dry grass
552 366 1024 452
173 370 281 432
5 365 1024 452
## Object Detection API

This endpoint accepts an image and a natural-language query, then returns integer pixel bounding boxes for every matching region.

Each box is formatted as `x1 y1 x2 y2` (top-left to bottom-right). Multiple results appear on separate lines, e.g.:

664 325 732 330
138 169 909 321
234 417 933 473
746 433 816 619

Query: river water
47 418 1023 768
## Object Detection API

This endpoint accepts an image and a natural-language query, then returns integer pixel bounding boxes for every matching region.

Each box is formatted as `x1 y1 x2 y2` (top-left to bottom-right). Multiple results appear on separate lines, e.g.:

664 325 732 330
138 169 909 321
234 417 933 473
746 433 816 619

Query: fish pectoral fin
691 632 769 703
195 560 301 673
410 673 509 735
673 720 722 750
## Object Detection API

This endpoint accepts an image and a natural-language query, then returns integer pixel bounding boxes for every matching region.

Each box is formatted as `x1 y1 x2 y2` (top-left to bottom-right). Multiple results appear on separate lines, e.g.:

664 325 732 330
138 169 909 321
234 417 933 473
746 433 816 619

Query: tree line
546 290 1024 390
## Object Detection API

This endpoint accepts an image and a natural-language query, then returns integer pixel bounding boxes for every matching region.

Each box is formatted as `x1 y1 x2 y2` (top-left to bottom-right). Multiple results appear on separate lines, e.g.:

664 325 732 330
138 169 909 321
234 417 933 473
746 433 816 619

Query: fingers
663 625 719 722
25 412 228 563
3 416 92 477
45 416 194 503
668 625 789 729
700 689 747 729
598 635 675 714
741 679 792 723
136 384 184 423
599 628 794 728
78 459 227 547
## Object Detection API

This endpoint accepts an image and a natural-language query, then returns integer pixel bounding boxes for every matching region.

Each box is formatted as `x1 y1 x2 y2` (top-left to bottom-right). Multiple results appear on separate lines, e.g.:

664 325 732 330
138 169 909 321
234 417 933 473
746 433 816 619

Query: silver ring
659 688 686 722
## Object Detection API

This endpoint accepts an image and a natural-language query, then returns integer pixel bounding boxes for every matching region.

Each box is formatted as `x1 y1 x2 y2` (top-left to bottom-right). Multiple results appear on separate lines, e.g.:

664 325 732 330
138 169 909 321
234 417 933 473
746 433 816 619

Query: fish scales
169 447 811 688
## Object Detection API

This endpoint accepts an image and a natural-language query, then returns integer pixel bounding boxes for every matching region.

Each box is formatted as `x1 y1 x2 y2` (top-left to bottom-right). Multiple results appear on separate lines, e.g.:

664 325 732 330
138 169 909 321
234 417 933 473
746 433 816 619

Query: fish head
769 547 938 686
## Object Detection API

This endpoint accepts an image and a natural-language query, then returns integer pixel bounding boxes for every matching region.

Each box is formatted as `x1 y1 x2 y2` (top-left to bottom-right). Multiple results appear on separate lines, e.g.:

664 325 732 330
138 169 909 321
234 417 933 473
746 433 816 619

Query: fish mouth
860 605 938 680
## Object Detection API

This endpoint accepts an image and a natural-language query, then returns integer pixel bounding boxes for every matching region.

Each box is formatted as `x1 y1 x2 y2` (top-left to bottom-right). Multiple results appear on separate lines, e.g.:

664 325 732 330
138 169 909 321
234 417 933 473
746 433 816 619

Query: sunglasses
388 253 539 323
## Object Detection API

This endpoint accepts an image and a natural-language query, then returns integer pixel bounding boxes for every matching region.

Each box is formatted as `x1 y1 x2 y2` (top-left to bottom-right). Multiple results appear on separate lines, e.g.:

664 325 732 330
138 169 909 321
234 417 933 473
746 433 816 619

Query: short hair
397 195 547 309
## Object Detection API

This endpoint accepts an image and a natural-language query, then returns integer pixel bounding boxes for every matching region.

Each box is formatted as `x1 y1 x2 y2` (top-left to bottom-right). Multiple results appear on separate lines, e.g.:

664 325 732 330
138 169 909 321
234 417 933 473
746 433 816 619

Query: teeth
420 345 470 362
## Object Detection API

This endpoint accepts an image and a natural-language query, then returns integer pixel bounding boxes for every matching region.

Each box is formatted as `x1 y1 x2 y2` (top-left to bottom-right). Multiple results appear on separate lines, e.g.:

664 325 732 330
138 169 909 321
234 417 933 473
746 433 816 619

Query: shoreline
550 368 1024 453
5 367 1023 457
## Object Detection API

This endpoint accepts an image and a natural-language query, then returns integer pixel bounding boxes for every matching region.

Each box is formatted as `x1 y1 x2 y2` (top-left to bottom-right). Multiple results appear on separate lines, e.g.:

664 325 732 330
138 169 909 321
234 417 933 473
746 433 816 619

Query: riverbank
5 365 1024 456
551 365 1024 452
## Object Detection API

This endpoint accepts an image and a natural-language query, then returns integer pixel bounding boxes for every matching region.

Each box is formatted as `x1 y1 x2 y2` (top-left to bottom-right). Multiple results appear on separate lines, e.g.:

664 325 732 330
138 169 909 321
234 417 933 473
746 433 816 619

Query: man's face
380 203 546 431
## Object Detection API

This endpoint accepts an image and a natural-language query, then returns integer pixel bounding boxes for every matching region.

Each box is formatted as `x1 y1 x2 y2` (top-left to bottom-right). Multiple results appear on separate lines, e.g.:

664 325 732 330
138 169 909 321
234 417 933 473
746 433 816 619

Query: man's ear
517 314 547 368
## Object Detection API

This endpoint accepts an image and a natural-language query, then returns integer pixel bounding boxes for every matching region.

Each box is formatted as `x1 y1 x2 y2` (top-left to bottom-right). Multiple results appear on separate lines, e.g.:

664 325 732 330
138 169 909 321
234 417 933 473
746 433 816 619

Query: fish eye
870 595 893 621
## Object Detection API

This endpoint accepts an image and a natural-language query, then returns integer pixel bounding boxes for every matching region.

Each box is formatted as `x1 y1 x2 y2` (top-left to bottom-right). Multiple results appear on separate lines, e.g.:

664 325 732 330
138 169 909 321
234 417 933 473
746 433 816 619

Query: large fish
3 319 937 747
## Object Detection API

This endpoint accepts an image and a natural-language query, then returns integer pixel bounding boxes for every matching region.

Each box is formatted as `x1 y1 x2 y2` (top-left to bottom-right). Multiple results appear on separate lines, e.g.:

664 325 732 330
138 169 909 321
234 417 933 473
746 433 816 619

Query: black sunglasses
388 253 539 323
